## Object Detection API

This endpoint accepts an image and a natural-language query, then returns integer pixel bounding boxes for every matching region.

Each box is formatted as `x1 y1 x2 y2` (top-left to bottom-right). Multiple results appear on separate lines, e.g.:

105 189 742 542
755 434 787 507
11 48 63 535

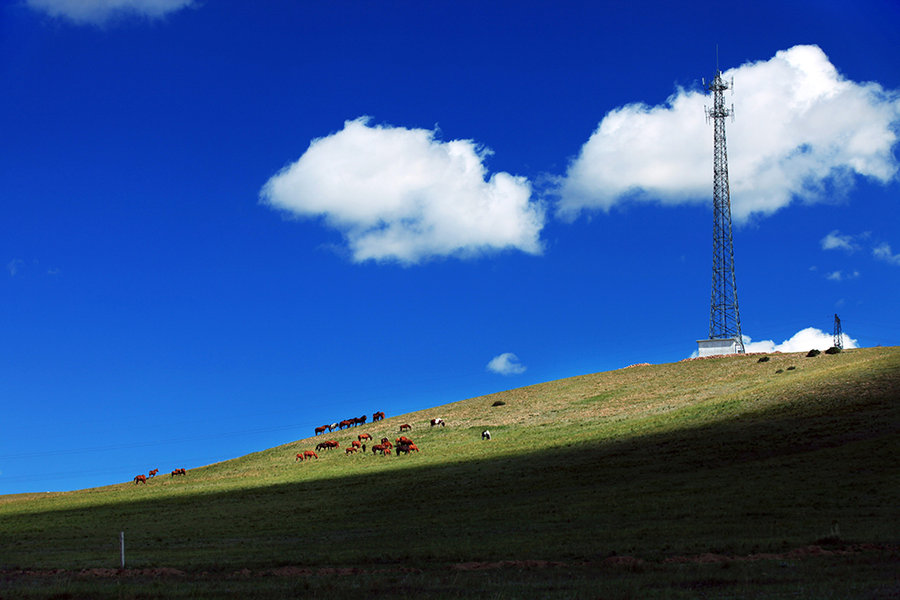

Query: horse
328 422 339 432
372 411 385 421
303 450 318 460
430 418 445 427
345 447 358 454
396 436 413 446
358 433 372 441
134 474 147 484
482 430 491 440
400 423 412 432
296 453 304 462
372 444 387 455
148 468 159 478
351 440 361 448
171 468 186 476
396 441 419 454
315 425 327 436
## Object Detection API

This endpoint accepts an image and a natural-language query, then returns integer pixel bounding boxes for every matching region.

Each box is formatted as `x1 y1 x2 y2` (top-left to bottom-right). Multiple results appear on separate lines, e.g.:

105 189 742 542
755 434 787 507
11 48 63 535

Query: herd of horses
314 411 386 436
296 419 430 461
133 467 186 484
130 413 470 485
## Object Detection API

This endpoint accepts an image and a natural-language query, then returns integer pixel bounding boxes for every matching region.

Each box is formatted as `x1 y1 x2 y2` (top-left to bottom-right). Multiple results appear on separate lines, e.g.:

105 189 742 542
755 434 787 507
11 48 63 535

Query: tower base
697 338 743 357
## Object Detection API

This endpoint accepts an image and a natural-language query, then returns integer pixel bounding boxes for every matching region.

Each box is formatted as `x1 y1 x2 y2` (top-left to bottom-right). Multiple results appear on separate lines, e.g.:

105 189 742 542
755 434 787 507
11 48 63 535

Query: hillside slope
1 347 898 578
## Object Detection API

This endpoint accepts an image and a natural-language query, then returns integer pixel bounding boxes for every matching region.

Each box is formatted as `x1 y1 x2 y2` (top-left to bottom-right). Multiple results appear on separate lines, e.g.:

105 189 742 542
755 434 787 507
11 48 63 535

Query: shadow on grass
1 380 897 574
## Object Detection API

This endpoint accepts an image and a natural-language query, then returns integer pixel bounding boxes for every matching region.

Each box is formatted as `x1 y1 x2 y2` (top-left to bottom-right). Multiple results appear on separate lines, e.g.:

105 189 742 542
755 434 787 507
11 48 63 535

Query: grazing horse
315 425 327 436
345 447 358 454
372 444 387 455
358 433 372 442
430 418 445 427
482 430 491 440
396 441 419 454
295 453 304 462
303 450 318 460
400 423 412 432
372 411 385 421
171 468 186 476
351 440 361 448
148 468 159 478
134 474 147 484
396 436 413 445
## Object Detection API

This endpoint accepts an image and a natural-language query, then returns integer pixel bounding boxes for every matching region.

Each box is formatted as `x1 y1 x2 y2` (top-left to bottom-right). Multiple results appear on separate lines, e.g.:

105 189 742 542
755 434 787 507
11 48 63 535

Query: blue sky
2 0 898 494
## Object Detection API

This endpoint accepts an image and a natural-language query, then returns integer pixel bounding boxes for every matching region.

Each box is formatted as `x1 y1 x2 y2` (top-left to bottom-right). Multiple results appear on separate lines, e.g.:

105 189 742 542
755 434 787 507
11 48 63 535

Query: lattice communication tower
704 69 744 353
833 314 843 350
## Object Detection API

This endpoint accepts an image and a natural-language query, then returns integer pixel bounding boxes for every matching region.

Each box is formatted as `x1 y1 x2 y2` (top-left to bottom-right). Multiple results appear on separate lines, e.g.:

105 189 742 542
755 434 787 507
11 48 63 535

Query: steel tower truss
705 70 744 352
833 314 843 350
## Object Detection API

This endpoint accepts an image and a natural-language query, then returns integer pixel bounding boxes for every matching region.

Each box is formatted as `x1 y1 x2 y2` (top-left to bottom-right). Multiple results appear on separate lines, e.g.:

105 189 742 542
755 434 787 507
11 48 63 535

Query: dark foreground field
2 347 898 598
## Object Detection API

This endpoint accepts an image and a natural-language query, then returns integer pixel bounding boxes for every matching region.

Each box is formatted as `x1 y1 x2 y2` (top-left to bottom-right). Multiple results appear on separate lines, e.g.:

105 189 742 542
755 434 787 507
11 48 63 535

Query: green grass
1 347 898 598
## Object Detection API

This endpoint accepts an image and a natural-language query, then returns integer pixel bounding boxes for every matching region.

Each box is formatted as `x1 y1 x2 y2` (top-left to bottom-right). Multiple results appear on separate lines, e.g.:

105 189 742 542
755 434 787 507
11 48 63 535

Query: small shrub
825 346 842 355
491 400 506 407
807 349 821 358
757 356 770 363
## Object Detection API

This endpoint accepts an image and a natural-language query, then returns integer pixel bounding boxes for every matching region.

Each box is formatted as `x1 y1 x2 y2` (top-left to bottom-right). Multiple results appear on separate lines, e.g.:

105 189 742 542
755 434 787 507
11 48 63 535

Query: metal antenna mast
704 68 744 353
833 314 843 350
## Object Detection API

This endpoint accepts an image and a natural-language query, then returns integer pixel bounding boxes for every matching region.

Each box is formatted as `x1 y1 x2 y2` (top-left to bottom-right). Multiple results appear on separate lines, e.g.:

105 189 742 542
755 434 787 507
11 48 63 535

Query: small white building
697 338 743 357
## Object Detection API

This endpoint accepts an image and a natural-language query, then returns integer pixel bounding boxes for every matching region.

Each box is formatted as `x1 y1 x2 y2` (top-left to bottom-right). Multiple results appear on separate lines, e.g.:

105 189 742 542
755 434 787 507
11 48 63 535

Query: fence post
120 531 125 569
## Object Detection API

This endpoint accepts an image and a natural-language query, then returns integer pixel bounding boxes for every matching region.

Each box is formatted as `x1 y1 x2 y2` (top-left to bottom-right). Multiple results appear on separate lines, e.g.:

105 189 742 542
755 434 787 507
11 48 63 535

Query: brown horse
358 433 372 441
315 425 328 435
400 423 412 432
303 450 318 460
171 468 186 476
345 447 358 454
372 411 385 421
133 474 147 484
148 468 159 478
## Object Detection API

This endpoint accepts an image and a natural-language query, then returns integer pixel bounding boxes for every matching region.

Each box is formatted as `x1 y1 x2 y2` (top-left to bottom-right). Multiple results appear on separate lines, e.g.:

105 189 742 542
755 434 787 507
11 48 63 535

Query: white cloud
7 259 24 276
743 327 858 353
821 230 859 252
873 243 900 265
26 0 194 25
825 270 859 281
261 117 544 265
556 45 900 222
487 352 527 375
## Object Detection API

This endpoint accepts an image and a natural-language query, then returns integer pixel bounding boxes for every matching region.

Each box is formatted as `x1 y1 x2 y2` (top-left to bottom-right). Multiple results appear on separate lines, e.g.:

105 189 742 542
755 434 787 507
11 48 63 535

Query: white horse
482 430 491 440
430 417 445 427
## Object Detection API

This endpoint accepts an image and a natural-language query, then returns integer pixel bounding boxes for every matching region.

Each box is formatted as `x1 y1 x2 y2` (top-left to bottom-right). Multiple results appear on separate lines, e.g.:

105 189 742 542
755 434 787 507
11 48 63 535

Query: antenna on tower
697 54 744 357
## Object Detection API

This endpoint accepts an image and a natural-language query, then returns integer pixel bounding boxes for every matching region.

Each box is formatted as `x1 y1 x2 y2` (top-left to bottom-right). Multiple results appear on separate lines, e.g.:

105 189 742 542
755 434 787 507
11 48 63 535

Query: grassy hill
1 347 898 599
